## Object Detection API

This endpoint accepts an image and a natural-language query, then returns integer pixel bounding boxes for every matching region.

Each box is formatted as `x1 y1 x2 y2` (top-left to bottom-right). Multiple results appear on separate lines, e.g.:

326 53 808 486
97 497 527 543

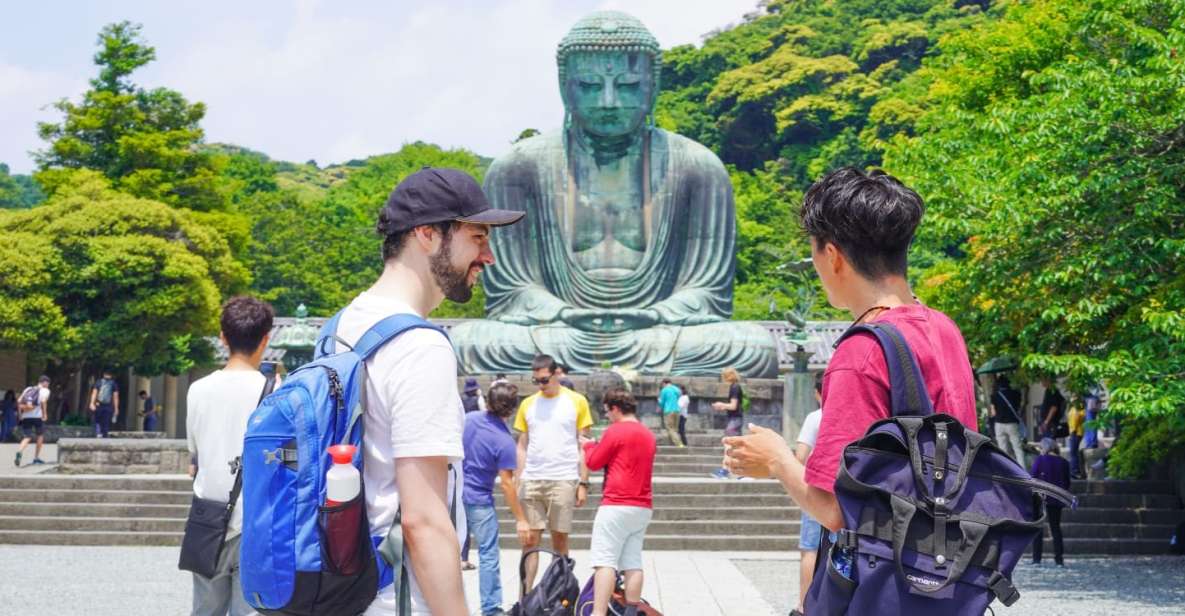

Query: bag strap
313 310 345 359
995 389 1023 423
353 313 448 360
836 322 933 417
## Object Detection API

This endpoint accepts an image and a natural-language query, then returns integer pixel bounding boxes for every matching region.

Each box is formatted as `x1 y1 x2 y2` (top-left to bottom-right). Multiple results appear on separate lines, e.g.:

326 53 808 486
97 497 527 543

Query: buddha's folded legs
451 320 778 378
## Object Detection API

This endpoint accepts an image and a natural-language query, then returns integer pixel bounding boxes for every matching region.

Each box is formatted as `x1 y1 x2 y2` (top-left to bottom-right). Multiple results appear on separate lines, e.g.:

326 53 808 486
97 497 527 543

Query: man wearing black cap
329 167 523 616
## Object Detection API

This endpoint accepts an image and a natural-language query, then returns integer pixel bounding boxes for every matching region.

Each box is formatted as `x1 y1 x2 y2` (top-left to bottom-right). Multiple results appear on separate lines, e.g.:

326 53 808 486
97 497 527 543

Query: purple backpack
805 323 1076 615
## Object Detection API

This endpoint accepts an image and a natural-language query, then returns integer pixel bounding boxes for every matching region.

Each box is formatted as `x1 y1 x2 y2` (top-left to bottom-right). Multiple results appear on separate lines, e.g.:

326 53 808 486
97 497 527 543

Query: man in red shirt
580 388 657 616
722 167 977 533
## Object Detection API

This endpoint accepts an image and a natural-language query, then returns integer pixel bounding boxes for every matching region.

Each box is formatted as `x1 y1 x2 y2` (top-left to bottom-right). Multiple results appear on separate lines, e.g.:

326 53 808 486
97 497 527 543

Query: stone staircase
0 432 1180 554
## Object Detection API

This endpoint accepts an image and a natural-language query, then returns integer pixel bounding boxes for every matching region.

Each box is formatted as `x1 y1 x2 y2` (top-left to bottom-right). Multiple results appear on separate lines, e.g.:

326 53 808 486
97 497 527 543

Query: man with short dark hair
329 167 522 616
186 295 276 616
89 369 120 438
581 388 657 616
555 364 576 390
463 382 530 616
14 375 51 466
514 353 593 594
1039 378 1066 440
721 167 977 536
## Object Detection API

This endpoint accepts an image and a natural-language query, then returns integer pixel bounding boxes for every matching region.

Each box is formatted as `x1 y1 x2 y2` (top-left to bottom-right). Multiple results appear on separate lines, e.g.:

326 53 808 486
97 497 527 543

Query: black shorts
19 418 44 437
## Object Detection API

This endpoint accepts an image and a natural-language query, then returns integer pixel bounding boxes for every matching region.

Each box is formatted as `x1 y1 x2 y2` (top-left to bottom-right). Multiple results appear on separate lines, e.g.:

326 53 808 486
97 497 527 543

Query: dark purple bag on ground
575 572 663 616
804 323 1076 615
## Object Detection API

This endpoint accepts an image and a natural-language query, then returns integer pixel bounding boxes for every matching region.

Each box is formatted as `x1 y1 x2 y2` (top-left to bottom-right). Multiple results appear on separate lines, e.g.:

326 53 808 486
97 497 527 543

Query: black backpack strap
835 322 934 416
225 374 277 518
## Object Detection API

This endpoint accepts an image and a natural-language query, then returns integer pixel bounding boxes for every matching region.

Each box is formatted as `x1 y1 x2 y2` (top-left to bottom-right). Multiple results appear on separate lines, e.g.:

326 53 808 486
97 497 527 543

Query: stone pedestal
782 370 816 444
58 438 189 474
459 374 785 432
163 375 178 438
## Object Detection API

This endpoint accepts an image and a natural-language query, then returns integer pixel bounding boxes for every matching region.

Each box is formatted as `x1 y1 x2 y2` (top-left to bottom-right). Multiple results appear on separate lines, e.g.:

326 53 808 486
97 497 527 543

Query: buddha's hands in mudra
559 307 660 332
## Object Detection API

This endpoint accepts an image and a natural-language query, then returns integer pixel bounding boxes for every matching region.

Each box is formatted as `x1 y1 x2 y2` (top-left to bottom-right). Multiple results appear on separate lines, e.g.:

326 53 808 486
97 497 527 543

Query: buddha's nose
600 81 621 109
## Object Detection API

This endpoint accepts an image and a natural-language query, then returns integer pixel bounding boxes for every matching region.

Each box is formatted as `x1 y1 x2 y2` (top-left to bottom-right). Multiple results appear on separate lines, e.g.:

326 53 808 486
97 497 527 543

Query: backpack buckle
987 571 1020 606
835 529 859 549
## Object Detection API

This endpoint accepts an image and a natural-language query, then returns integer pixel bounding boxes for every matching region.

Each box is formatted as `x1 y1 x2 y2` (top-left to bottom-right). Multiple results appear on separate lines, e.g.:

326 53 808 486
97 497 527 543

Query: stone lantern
270 303 319 372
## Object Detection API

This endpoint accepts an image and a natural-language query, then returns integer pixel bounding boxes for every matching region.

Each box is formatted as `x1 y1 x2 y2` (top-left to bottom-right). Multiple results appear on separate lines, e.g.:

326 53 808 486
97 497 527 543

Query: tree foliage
0 170 247 373
881 0 1185 476
35 21 228 211
0 164 45 209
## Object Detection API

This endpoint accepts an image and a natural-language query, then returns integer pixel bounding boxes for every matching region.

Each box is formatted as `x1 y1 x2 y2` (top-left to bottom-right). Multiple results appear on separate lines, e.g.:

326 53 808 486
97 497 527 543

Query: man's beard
429 239 475 303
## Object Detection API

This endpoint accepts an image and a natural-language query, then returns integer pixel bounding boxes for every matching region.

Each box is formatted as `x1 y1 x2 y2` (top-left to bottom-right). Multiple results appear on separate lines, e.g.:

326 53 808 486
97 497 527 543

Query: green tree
882 0 1185 476
0 163 45 209
236 142 490 317
35 21 228 211
0 170 247 373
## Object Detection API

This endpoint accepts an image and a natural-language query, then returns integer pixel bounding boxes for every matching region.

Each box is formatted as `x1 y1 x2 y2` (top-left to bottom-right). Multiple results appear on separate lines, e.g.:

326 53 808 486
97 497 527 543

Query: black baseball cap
381 167 524 232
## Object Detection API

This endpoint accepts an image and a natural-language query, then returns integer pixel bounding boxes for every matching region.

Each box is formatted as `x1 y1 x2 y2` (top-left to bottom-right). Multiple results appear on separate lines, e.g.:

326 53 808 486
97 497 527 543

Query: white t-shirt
336 292 466 616
678 394 691 418
19 386 50 420
797 409 823 449
513 388 593 481
186 369 267 535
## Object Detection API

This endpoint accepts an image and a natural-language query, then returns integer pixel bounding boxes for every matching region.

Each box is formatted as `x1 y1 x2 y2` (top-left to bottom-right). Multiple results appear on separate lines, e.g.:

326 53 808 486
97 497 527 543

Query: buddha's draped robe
451 128 778 377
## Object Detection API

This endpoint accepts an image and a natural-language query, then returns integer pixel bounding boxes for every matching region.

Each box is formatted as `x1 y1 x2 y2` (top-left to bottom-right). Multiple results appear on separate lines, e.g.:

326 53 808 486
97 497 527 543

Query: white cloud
0 0 760 172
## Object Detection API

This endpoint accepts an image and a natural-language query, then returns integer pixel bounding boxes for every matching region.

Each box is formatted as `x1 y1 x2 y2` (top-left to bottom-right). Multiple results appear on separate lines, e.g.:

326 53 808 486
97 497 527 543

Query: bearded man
332 167 524 615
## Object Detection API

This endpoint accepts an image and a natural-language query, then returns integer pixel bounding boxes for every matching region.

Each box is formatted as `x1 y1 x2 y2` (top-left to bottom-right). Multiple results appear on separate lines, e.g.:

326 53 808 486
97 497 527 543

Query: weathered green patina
451 11 778 377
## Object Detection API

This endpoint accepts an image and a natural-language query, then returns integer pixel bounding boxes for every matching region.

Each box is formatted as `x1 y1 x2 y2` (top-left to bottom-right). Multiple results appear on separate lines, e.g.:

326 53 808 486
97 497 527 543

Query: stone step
1068 480 1176 495
1061 508 1184 525
0 502 190 519
1051 522 1179 540
494 519 799 537
497 534 797 552
485 505 798 522
0 475 192 491
0 529 183 546
1029 538 1171 555
1073 493 1181 509
0 515 185 533
494 494 796 509
0 488 193 505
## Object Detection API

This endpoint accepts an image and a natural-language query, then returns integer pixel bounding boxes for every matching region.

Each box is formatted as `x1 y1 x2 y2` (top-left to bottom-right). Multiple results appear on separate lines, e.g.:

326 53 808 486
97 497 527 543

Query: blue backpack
240 311 446 615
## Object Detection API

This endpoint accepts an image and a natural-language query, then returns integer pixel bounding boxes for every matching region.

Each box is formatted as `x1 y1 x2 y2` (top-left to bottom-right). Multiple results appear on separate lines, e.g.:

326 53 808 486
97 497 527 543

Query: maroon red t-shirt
804 304 978 494
583 419 657 508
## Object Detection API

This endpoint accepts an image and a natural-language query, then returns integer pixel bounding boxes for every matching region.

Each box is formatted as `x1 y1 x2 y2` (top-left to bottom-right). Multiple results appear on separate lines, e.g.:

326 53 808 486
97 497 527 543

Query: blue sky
0 0 759 173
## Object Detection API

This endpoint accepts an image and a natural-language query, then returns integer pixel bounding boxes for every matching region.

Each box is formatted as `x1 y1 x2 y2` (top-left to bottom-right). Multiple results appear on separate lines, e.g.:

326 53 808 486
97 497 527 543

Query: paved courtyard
0 545 1181 615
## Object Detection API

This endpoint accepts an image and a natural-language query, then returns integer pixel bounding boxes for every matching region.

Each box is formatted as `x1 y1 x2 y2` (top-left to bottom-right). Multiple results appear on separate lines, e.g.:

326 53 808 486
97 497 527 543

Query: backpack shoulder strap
835 322 933 416
353 313 448 361
313 310 345 360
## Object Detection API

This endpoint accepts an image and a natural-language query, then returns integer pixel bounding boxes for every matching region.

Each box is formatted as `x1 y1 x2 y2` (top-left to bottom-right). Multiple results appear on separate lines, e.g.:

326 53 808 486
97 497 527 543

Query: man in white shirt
337 167 522 616
14 375 51 467
789 374 824 616
514 354 593 594
186 295 276 616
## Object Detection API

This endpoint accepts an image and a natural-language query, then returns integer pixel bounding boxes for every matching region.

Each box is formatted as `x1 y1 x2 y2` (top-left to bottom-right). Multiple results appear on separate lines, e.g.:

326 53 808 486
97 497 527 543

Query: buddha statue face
562 50 656 139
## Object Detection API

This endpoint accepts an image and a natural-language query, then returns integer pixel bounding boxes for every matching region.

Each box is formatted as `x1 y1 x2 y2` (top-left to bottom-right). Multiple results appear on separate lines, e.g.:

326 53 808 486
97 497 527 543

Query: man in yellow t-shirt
514 354 593 595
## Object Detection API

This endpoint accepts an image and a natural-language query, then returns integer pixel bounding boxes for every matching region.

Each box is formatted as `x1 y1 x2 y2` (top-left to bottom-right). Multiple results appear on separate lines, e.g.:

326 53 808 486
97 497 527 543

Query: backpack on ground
239 312 447 615
18 386 40 411
804 323 1077 616
509 548 581 616
575 572 663 616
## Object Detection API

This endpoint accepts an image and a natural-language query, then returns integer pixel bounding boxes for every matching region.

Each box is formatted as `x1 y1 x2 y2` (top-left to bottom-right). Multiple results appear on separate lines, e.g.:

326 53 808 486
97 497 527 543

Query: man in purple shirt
463 382 530 616
1030 438 1071 566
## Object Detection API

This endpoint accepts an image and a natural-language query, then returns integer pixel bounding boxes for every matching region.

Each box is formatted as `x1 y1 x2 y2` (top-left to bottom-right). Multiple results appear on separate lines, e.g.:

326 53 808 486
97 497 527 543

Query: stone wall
58 438 189 474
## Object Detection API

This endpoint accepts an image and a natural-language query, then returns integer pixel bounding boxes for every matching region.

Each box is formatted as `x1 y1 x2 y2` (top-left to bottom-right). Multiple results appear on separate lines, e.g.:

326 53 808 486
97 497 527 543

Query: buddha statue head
556 11 661 143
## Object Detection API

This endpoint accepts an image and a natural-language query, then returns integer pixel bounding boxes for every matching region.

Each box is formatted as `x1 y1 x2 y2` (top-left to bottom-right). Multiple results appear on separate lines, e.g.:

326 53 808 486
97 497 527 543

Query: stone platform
57 438 188 475
460 373 786 432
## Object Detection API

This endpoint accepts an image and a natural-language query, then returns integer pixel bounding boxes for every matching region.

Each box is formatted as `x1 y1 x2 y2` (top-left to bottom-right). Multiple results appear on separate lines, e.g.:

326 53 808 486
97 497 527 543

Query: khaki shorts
520 479 579 534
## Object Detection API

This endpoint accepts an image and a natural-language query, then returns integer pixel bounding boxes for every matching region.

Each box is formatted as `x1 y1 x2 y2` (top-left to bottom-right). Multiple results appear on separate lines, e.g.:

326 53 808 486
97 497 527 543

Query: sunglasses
532 376 551 386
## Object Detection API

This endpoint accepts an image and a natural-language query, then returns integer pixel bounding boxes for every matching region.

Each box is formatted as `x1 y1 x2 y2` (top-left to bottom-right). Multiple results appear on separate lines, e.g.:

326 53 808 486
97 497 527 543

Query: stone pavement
1 544 1182 615
0 442 58 472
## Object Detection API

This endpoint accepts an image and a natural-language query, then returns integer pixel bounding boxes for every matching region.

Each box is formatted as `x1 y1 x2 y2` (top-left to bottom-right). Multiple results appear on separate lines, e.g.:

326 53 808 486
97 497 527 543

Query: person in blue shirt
657 378 682 447
462 382 531 616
